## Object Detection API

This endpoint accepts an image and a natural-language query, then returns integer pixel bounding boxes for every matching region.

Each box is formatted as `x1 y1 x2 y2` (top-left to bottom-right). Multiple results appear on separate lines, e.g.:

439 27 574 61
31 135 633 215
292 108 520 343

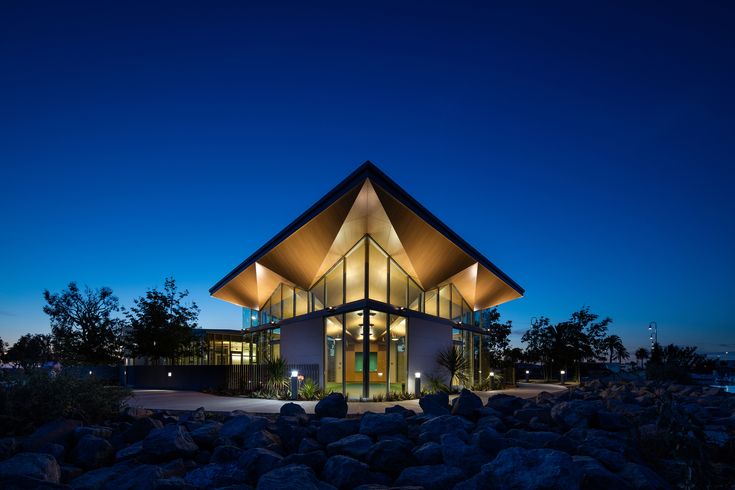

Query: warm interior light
378 372 383 377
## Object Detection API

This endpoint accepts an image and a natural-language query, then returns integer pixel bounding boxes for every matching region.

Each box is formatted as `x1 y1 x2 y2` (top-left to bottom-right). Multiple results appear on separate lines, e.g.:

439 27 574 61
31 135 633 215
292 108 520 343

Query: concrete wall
407 317 453 393
280 317 324 386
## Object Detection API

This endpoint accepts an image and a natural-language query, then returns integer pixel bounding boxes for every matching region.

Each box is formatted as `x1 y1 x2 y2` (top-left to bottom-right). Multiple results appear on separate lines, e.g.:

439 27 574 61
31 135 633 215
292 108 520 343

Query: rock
485 394 525 416
22 419 82 451
514 407 552 425
327 434 374 460
211 445 244 464
120 406 154 422
359 413 406 437
69 462 157 489
551 400 603 430
280 403 306 417
278 450 327 472
505 429 560 449
315 393 348 419
60 464 84 483
573 455 629 490
385 405 416 418
154 477 198 490
322 455 373 490
577 445 627 472
220 415 269 444
189 421 222 448
475 414 506 432
419 392 450 416
143 424 199 460
73 426 114 441
441 431 489 476
451 389 483 420
179 407 206 424
115 441 144 461
704 429 730 448
73 435 114 470
482 447 581 489
238 448 283 482
243 430 282 452
0 437 18 461
412 442 443 465
299 437 322 453
0 452 61 483
619 463 669 489
276 417 307 453
418 415 473 444
395 464 465 490
595 411 630 431
37 443 65 460
123 417 164 443
257 464 326 490
366 438 414 476
472 427 511 456
184 463 247 488
317 418 360 446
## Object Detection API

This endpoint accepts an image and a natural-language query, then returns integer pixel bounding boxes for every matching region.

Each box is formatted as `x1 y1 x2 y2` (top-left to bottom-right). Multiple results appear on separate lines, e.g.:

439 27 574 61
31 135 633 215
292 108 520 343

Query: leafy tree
0 335 7 363
6 334 53 371
125 278 201 365
479 307 513 367
603 335 625 363
436 344 469 391
43 283 124 365
647 343 704 382
635 347 649 368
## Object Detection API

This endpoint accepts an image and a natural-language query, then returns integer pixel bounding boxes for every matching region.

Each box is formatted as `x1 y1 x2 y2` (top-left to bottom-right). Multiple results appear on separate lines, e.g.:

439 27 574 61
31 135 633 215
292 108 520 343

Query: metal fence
122 363 320 392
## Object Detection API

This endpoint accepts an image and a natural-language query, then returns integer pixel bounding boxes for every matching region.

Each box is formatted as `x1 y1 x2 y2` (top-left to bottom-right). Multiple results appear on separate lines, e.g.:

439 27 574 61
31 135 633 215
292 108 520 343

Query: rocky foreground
0 380 733 489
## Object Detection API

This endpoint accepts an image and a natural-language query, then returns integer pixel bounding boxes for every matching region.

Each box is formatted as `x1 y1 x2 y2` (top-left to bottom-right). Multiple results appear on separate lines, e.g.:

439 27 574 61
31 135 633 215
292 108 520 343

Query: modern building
209 162 524 399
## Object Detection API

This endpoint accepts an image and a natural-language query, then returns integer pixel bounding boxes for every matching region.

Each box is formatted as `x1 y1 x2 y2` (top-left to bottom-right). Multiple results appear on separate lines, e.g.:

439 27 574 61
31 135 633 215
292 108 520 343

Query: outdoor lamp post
414 372 421 397
560 370 566 385
489 371 495 390
290 370 299 400
525 369 530 383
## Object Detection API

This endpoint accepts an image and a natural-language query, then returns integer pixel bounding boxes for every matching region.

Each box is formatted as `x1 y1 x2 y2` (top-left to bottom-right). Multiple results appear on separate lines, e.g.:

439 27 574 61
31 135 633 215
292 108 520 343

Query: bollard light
490 371 495 390
560 370 566 385
167 372 172 377
414 372 421 397
89 370 93 376
290 370 299 400
525 369 530 382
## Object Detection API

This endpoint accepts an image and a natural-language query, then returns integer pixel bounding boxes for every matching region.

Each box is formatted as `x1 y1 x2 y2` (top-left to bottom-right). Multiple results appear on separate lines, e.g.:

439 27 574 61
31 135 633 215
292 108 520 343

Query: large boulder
211 445 244 464
359 412 406 437
184 462 246 488
573 455 629 490
279 450 327 472
142 424 199 460
238 447 284 482
619 463 669 489
73 426 114 441
317 418 360 446
366 438 415 476
412 442 443 465
70 462 164 490
485 394 525 416
482 447 581 489
451 389 483 420
0 452 61 484
73 435 114 470
441 431 489 476
220 414 269 443
257 464 328 490
418 415 473 444
189 421 222 448
315 393 348 419
395 464 465 490
326 434 374 460
22 419 82 452
119 406 153 422
280 403 306 417
551 400 603 430
322 455 373 490
419 392 451 416
243 429 282 452
514 407 552 425
123 417 163 443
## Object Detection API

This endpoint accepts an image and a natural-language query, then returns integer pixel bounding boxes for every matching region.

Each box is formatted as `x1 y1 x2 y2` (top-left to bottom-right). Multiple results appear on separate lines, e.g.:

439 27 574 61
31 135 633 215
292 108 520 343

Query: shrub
263 356 289 397
0 369 130 435
299 378 322 400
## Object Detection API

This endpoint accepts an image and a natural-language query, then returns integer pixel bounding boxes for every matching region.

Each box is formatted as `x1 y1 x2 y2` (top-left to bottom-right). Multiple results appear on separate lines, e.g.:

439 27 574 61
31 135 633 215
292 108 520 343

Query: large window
368 240 388 303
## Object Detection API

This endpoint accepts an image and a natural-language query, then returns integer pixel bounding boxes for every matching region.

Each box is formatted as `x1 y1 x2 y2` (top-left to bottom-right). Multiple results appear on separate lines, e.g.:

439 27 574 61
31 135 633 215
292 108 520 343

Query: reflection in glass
424 289 438 316
439 285 451 319
368 241 388 302
325 314 343 393
389 261 407 307
389 315 408 392
451 285 463 322
312 277 325 311
345 238 366 303
326 261 344 307
367 310 387 397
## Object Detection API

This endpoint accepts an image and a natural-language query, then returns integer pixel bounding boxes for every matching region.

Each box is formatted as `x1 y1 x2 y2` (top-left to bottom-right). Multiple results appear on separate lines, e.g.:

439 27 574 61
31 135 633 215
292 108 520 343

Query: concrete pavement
127 383 568 414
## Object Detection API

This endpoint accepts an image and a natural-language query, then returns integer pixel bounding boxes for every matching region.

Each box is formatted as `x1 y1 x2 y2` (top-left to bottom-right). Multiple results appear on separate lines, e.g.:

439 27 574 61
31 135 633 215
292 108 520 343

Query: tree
603 335 625 363
436 344 469 391
125 278 201 365
6 334 53 371
479 307 513 367
647 343 704 383
635 347 649 368
43 283 124 365
0 335 7 363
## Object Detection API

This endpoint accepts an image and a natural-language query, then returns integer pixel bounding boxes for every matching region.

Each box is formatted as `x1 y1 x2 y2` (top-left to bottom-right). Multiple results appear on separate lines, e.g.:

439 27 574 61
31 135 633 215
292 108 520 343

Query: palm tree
635 347 649 368
614 344 629 364
436 345 469 391
603 335 625 364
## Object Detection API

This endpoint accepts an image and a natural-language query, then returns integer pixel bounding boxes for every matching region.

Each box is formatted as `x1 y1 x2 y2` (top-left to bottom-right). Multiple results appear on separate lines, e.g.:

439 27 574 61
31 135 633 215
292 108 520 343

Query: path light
290 370 299 400
89 370 93 376
525 369 530 383
490 371 495 390
560 370 566 385
167 372 172 377
414 372 421 397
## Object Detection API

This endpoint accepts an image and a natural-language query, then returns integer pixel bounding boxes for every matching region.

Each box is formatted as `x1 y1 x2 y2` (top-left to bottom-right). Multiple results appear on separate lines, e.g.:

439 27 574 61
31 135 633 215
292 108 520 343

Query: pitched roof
210 161 524 310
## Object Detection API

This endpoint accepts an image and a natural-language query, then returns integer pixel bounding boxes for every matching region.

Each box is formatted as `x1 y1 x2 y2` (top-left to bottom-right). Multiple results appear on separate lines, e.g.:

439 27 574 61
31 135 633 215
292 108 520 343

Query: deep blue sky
2 1 734 355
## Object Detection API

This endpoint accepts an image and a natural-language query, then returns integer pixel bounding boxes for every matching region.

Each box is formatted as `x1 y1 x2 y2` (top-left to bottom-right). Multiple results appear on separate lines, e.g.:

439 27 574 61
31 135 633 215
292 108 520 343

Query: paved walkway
127 383 568 415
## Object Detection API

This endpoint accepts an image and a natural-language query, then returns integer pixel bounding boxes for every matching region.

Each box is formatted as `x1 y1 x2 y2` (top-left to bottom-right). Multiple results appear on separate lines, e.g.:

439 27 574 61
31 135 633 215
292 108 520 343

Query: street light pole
648 322 658 349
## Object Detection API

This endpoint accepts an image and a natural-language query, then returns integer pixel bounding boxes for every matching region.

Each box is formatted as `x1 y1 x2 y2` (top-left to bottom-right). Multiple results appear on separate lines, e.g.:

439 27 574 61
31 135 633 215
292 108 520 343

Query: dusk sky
2 2 733 354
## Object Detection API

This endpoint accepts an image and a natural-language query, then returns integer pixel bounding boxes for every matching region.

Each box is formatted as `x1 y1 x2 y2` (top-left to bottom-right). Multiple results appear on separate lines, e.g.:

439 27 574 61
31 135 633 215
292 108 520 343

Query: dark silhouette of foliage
479 307 513 367
603 334 629 364
646 343 704 383
124 278 201 365
635 347 649 368
436 344 469 390
5 334 53 371
0 335 6 363
43 282 124 365
521 307 612 380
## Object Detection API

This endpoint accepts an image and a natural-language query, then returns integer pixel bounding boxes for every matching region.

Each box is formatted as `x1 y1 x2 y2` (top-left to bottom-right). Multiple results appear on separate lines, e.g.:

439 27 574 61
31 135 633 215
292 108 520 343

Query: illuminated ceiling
210 162 523 311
